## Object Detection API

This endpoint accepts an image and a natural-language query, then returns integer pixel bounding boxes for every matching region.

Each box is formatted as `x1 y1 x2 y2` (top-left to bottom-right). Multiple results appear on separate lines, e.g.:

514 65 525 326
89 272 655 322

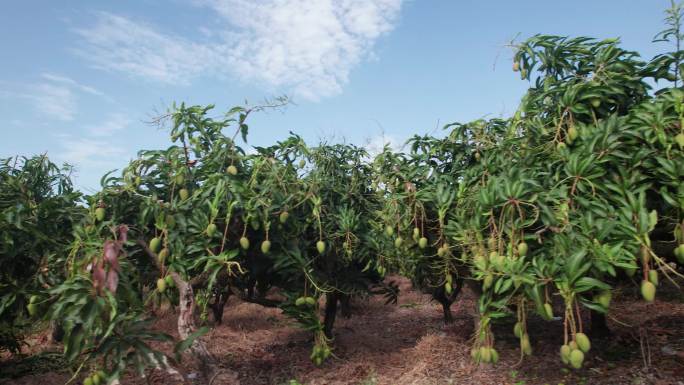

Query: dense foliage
2 4 684 384
0 156 84 352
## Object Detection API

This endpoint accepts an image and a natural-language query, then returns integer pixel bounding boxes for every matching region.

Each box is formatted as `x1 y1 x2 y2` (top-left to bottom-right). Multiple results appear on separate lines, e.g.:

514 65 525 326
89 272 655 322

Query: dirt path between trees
3 276 684 385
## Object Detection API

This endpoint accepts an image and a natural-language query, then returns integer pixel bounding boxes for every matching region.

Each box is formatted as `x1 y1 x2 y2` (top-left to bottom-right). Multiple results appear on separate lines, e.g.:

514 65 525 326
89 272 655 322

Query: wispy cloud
73 0 403 100
25 82 78 121
52 113 133 190
2 73 109 121
86 113 131 137
72 13 216 85
40 73 105 97
56 136 127 166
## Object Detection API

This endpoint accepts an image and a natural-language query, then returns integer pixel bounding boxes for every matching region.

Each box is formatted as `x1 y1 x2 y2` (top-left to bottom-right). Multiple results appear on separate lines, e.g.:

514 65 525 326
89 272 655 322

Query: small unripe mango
575 333 591 353
157 278 166 293
641 280 656 302
513 322 523 338
240 237 250 250
261 240 271 254
418 237 428 249
95 207 105 222
179 188 189 201
27 303 38 316
569 349 584 369
158 248 169 263
560 344 571 364
543 303 554 319
206 223 217 237
394 237 403 248
149 237 161 253
385 225 394 237
521 333 532 355
648 270 659 286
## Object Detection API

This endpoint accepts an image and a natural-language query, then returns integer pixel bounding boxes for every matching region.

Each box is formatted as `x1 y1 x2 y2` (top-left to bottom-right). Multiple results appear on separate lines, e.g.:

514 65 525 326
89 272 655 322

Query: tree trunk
210 289 230 325
323 292 339 339
138 239 239 384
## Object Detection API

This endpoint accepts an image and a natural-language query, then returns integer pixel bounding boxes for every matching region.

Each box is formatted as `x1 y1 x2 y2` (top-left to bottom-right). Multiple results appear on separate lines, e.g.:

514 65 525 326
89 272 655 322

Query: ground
2 276 684 385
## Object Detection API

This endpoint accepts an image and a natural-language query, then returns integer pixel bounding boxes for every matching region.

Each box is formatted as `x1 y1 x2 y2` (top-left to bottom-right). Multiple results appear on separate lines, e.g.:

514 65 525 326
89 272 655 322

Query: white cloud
2 73 109 121
40 73 105 97
364 133 405 158
86 113 131 137
25 82 78 121
73 1 403 100
73 13 217 85
56 136 127 166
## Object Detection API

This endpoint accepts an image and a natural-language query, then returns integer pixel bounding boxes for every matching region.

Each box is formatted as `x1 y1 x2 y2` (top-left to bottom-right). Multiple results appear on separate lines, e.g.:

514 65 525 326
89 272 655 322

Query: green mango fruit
513 322 523 338
95 207 105 222
158 248 169 263
179 188 189 201
27 303 38 316
676 244 684 263
560 344 571 364
479 346 491 363
418 237 428 249
490 348 499 364
674 133 684 149
206 223 217 237
385 225 394 236
544 303 554 319
575 333 591 353
261 240 271 254
240 237 250 250
394 237 403 248
521 333 532 356
641 280 656 302
569 349 584 369
149 237 161 253
648 270 659 286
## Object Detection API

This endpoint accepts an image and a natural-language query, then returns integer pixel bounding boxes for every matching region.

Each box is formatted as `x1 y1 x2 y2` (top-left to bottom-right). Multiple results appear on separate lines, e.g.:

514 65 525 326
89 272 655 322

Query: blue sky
0 1 673 192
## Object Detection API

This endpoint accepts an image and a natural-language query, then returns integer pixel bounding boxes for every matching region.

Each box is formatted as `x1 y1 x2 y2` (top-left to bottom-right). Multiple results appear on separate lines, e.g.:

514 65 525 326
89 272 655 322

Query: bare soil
3 276 684 385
